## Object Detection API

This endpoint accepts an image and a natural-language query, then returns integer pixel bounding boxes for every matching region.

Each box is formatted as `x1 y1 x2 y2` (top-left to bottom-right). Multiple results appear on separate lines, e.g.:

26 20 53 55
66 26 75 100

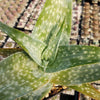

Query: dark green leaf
46 45 100 72
0 52 50 100
0 22 46 66
70 83 100 100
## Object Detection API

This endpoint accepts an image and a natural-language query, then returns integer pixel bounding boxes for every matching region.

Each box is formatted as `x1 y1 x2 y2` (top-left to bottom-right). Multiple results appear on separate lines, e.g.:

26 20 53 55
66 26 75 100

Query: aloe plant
0 0 100 100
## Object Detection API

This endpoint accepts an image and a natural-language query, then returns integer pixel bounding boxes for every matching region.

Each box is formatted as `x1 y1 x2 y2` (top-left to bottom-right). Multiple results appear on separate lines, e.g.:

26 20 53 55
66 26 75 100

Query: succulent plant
1 0 100 100
80 0 100 46
0 0 29 27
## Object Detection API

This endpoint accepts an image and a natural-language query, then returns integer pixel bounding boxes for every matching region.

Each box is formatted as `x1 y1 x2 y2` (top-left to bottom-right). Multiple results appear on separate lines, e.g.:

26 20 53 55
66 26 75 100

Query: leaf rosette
0 0 100 100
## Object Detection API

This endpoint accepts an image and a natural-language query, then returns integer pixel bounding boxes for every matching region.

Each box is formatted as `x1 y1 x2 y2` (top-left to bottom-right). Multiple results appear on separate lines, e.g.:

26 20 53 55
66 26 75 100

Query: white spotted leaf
42 19 65 66
46 45 100 72
31 0 72 46
51 62 100 86
0 22 46 67
16 83 52 100
70 83 100 100
0 52 50 100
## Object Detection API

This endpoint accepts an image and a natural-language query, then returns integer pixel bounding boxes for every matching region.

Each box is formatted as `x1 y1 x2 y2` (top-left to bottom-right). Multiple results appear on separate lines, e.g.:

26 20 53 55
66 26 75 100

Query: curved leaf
31 0 72 46
46 45 100 72
0 52 50 100
70 83 100 100
0 22 46 66
16 83 52 100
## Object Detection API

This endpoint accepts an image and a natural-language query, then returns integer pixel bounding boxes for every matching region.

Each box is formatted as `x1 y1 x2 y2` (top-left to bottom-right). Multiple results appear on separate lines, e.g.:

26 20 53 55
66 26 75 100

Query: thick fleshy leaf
0 22 46 66
0 52 50 100
31 0 72 46
42 19 65 66
0 48 23 57
51 62 100 86
16 83 52 100
70 83 100 100
46 45 100 72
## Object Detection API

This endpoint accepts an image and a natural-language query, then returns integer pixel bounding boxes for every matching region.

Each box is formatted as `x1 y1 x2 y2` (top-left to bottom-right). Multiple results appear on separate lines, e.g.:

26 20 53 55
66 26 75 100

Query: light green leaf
16 83 52 100
70 83 100 100
42 19 65 66
0 52 50 100
46 45 100 72
31 0 72 46
0 22 46 66
51 62 100 86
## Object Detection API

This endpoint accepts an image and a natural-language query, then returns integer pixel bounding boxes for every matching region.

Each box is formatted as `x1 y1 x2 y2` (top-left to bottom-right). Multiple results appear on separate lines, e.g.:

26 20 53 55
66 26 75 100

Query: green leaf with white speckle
0 22 46 67
46 45 100 72
31 0 72 46
42 19 65 66
16 83 52 100
51 62 100 86
70 83 100 100
0 52 50 100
